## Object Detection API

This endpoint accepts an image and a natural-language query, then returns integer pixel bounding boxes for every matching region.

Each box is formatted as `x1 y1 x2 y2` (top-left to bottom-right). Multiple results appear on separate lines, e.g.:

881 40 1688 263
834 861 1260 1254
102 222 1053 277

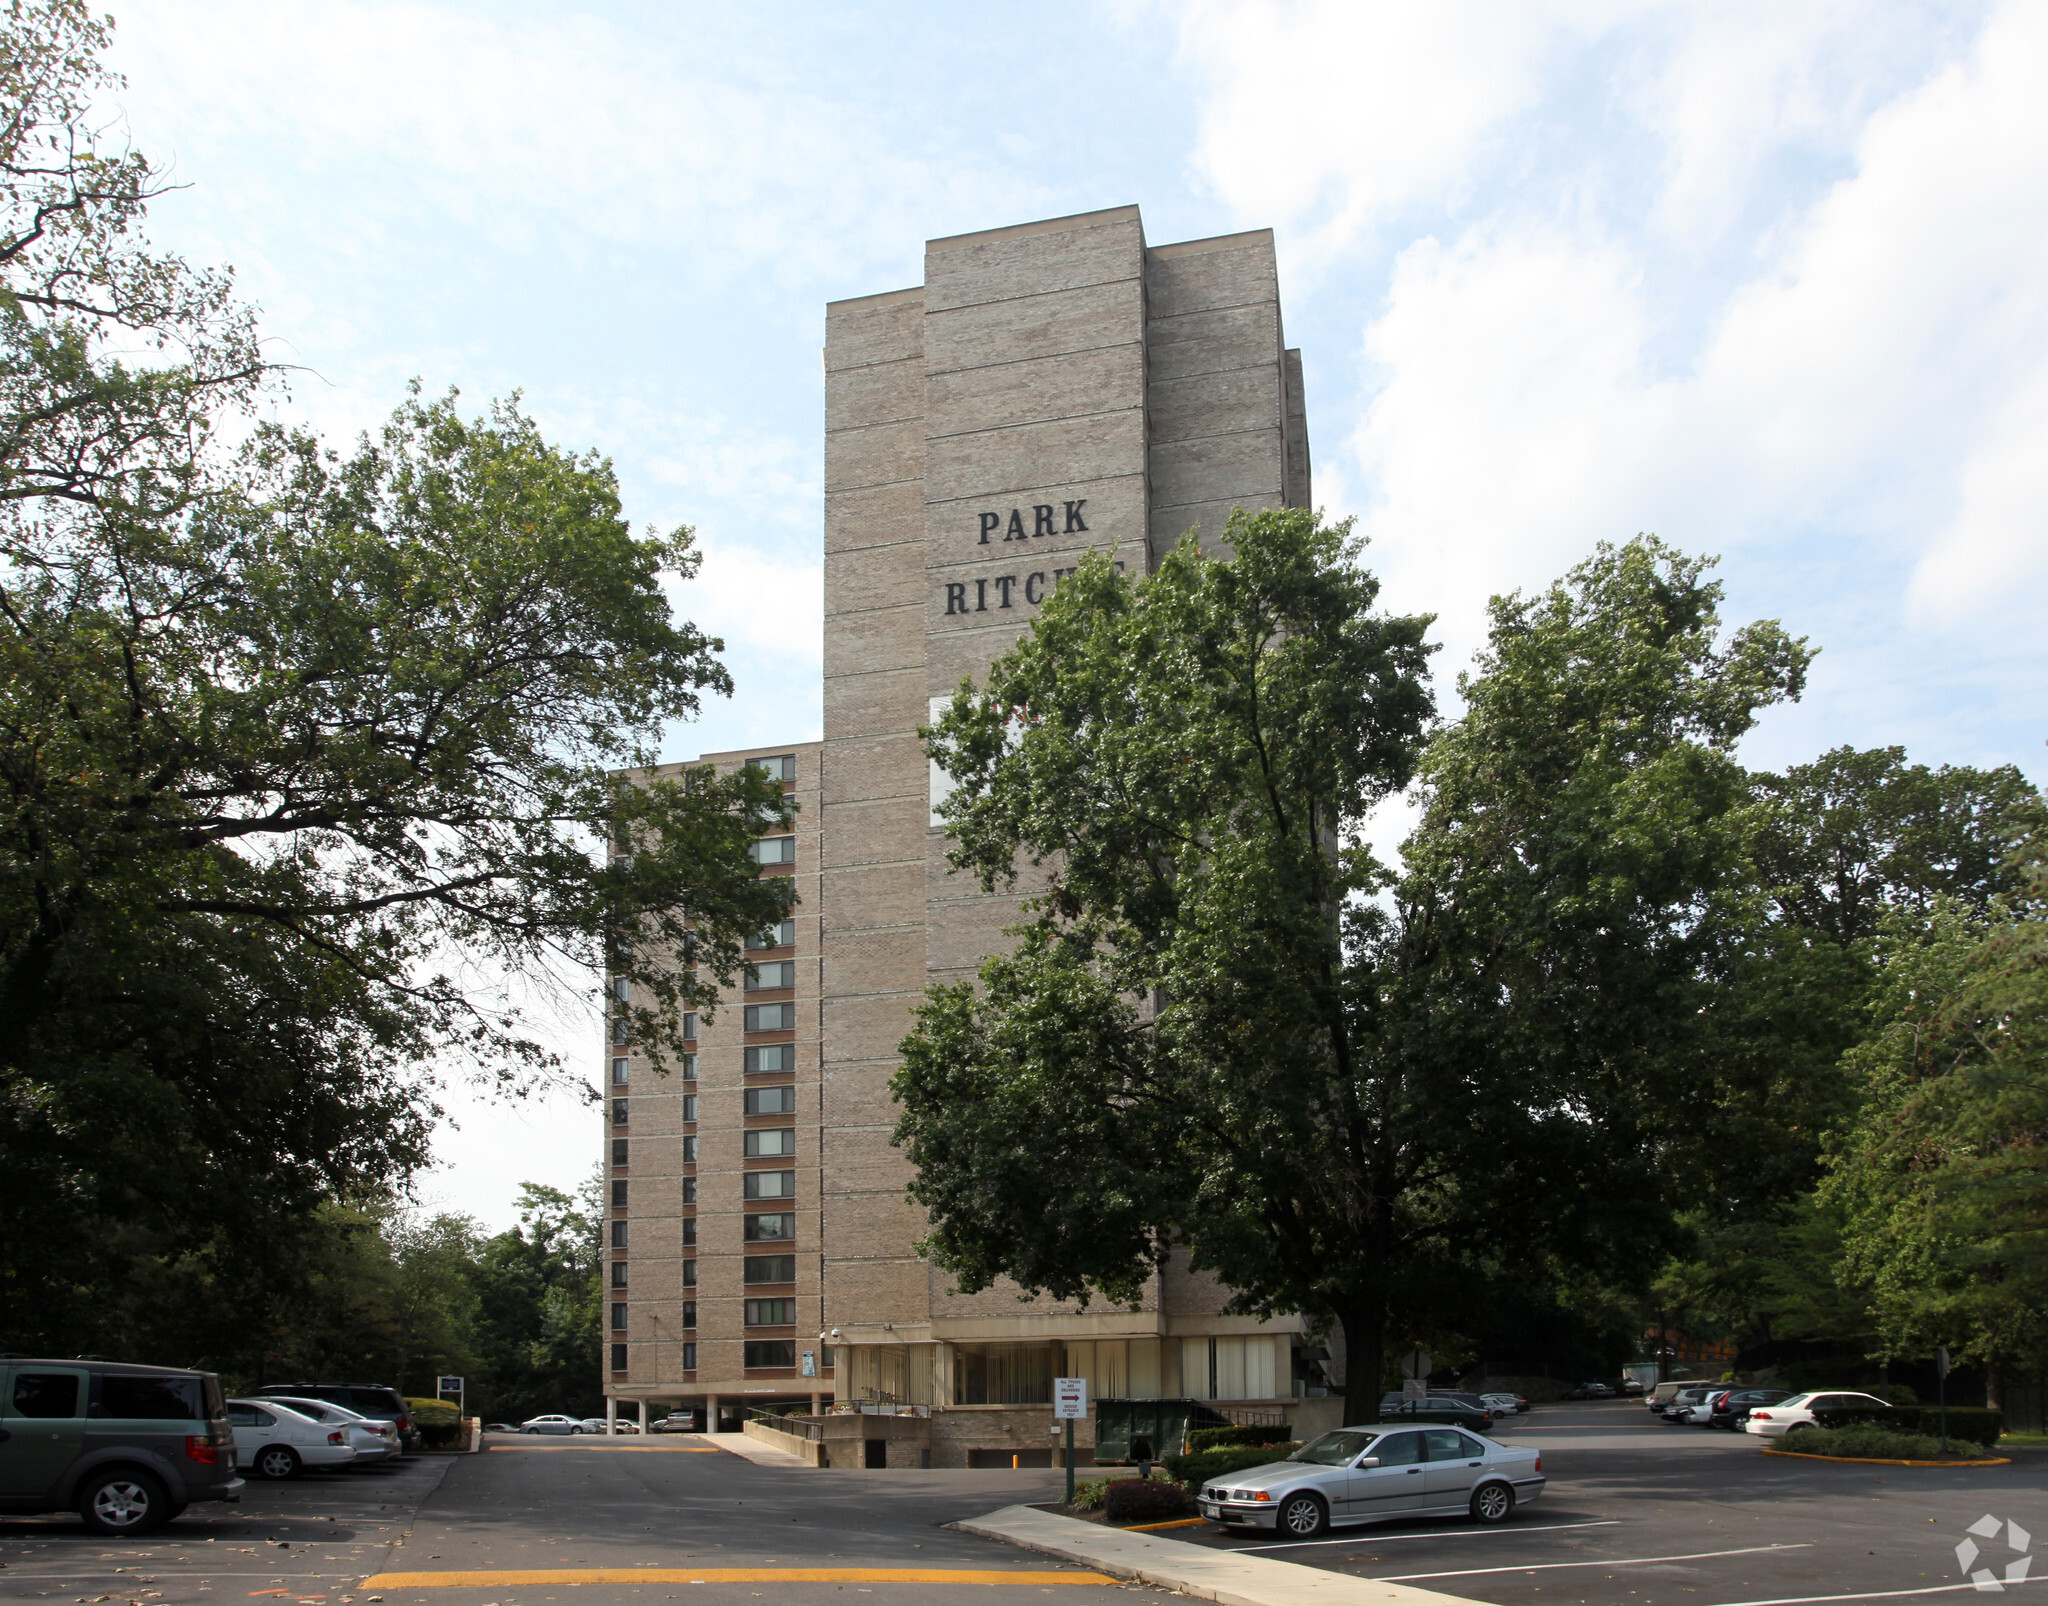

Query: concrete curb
1759 1448 2011 1467
950 1503 1489 1606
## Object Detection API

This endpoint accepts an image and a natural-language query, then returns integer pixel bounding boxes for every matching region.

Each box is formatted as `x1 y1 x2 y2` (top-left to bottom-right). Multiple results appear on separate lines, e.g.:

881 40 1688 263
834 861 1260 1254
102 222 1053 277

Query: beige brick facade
606 206 1321 1460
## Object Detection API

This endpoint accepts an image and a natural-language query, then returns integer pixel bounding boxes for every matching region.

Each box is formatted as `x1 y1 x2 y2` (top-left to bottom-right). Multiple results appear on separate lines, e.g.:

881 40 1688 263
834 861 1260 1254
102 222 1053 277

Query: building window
952 1342 1055 1406
682 1342 697 1370
610 1343 628 1372
681 1259 697 1287
611 1302 627 1331
744 1211 796 1241
744 1086 797 1116
747 919 797 951
681 1094 698 1122
612 1099 628 1126
610 1016 629 1045
744 1340 798 1369
745 961 796 991
612 975 630 1004
682 1217 696 1246
744 1127 797 1158
744 1002 795 1032
611 1180 627 1208
682 1135 698 1162
682 1176 697 1204
681 1053 697 1080
747 836 796 866
745 1044 795 1074
743 1254 796 1284
743 1170 796 1200
682 1300 697 1328
748 754 797 784
611 1056 630 1085
610 1260 627 1288
682 1011 698 1041
610 1220 627 1248
612 1137 629 1166
745 1298 795 1327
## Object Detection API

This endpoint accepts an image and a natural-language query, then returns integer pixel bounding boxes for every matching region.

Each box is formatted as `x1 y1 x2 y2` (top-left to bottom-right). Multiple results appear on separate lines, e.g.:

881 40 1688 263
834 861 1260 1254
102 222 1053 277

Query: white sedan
578 1418 639 1434
260 1395 402 1464
521 1414 583 1435
1743 1390 1892 1439
225 1399 358 1479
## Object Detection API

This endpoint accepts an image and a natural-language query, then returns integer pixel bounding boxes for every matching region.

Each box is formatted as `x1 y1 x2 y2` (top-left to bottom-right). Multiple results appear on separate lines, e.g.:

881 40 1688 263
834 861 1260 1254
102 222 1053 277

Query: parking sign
1053 1377 1088 1420
437 1376 463 1394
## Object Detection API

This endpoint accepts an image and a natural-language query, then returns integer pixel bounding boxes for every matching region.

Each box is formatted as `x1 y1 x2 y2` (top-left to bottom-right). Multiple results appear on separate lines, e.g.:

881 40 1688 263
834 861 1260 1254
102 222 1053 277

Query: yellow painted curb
361 1568 1116 1588
1760 1448 2010 1467
1120 1516 1210 1532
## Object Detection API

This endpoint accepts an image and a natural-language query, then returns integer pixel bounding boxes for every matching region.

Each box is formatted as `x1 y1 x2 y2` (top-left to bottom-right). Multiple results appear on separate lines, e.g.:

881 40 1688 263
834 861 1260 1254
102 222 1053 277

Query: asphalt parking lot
1159 1400 2048 1606
1 1404 2039 1606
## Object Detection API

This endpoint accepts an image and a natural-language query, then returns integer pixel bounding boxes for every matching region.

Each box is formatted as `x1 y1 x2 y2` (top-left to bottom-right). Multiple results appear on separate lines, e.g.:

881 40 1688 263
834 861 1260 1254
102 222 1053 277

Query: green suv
0 1359 243 1534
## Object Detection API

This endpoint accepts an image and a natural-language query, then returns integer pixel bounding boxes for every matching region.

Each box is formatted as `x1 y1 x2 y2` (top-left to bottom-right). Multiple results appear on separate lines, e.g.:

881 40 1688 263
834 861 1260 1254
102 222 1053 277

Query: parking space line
359 1567 1118 1587
1231 1518 1622 1552
1377 1542 1814 1580
1705 1581 2046 1606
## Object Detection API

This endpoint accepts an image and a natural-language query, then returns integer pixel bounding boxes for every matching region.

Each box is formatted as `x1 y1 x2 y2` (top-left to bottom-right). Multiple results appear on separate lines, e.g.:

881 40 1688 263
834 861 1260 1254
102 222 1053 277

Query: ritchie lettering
975 498 1089 543
942 563 1117 616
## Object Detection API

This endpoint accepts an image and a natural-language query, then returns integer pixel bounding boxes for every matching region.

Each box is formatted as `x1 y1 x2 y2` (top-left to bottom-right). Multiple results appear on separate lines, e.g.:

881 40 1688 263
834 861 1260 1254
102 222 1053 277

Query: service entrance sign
1053 1377 1088 1420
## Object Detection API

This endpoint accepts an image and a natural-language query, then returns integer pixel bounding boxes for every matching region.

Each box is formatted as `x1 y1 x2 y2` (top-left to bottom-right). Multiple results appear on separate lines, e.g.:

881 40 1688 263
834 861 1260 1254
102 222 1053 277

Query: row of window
609 1298 796 1332
609 1253 798 1288
603 1165 800 1202
612 1000 800 1052
609 1045 800 1090
607 1088 800 1122
607 1211 796 1245
607 1341 798 1374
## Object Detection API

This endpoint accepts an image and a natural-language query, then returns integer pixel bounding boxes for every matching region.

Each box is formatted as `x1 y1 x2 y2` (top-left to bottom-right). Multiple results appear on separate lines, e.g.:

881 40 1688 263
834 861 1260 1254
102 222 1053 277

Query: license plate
1199 1503 1219 1519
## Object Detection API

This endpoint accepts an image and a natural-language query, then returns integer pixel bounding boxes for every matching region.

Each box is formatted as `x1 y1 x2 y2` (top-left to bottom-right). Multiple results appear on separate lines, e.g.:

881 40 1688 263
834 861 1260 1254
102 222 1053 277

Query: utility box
1092 1399 1235 1464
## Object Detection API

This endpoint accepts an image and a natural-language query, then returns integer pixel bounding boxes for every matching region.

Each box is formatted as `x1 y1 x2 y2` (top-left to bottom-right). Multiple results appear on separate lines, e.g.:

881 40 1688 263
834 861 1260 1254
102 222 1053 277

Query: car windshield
1290 1430 1380 1466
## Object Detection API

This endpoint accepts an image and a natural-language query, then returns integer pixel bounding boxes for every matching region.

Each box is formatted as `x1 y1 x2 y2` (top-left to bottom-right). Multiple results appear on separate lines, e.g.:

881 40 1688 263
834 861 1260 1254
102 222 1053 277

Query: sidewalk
951 1504 1488 1606
691 1429 811 1467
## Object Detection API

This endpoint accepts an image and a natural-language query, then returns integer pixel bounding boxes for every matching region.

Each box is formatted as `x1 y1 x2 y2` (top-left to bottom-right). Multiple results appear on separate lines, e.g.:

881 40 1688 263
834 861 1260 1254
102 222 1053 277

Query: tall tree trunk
1337 1295 1385 1427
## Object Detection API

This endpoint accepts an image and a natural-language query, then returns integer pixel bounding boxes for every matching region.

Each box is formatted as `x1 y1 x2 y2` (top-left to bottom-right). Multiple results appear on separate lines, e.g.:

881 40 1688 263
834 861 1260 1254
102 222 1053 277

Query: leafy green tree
1822 854 2048 1380
465 1179 604 1421
0 1 788 1349
897 518 1808 1423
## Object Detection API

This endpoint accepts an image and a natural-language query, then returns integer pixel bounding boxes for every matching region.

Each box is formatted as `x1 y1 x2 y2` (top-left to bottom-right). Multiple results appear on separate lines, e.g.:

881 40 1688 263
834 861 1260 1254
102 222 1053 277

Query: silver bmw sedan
1197 1424 1544 1539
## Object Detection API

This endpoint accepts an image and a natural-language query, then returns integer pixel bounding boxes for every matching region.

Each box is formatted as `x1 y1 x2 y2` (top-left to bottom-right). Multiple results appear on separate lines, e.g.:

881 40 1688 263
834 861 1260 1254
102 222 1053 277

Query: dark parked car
1708 1388 1791 1430
0 1358 243 1535
254 1383 417 1452
1375 1394 1499 1432
1566 1381 1616 1399
1659 1385 1717 1421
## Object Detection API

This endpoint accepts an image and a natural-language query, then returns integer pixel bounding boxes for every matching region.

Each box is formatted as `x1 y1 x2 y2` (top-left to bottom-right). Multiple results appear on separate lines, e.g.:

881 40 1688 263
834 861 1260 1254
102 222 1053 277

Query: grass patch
1778 1425 1991 1460
1997 1432 2048 1448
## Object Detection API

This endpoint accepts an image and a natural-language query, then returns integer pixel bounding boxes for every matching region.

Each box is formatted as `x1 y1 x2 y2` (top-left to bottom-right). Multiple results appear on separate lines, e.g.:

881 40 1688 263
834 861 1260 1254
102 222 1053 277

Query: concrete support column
705 1393 720 1433
809 1392 822 1417
637 1398 648 1431
605 1398 617 1434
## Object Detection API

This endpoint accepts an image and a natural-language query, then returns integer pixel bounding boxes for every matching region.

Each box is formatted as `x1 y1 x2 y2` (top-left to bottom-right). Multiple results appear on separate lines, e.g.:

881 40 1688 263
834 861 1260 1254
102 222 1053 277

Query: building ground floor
603 1323 1336 1467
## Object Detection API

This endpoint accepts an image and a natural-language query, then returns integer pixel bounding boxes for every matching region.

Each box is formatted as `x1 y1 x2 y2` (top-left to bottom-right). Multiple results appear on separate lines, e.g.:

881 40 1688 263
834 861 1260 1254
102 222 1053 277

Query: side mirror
1354 1456 1381 1468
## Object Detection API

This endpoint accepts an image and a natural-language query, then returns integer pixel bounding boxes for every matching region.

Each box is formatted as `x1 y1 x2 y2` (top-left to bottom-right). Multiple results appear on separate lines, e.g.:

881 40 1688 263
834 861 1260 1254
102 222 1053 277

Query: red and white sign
1053 1377 1088 1420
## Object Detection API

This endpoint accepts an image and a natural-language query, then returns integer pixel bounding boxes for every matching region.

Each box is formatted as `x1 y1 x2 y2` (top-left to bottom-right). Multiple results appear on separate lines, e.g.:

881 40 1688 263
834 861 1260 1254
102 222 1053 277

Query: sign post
1400 1350 1431 1415
1053 1377 1088 1504
1936 1346 1950 1447
437 1375 465 1430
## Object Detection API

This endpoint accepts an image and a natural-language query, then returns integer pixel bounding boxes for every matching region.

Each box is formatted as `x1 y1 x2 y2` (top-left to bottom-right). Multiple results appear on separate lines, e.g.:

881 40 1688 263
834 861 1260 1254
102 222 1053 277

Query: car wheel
1471 1482 1515 1525
1276 1492 1329 1540
255 1445 302 1480
78 1469 171 1536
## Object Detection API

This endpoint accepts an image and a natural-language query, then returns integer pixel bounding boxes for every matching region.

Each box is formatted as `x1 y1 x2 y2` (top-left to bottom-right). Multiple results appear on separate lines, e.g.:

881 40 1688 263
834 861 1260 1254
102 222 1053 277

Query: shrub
1164 1443 1300 1489
1777 1425 1986 1460
1187 1423 1294 1453
404 1397 466 1450
1104 1476 1196 1525
1068 1477 1110 1511
1894 1407 2000 1445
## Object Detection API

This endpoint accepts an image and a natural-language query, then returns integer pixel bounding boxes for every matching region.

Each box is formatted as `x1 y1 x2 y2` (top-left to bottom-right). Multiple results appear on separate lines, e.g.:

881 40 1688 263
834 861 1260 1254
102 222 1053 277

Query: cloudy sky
103 0 2045 1228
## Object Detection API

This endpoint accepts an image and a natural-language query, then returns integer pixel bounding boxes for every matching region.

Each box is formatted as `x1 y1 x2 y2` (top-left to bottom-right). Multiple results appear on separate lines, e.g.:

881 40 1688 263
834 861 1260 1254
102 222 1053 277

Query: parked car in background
1481 1392 1531 1415
1566 1382 1615 1399
256 1396 400 1464
483 1422 519 1433
1620 1378 1647 1395
1645 1381 1689 1411
1196 1425 1545 1539
520 1414 583 1435
1676 1388 1735 1425
577 1418 641 1434
1659 1385 1718 1422
0 1359 242 1535
225 1400 356 1480
649 1413 700 1433
1709 1389 1791 1431
254 1384 417 1453
1376 1395 1500 1432
1743 1391 1892 1439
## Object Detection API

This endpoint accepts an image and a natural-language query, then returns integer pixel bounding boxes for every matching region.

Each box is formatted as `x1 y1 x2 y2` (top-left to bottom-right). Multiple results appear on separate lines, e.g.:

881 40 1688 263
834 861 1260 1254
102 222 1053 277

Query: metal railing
747 1411 823 1441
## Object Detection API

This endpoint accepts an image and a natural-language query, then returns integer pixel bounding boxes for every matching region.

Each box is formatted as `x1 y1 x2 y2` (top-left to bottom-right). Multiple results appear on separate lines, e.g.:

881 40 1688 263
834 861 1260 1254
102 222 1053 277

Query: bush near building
1103 1477 1197 1525
405 1397 466 1450
1165 1443 1302 1488
1186 1423 1294 1452
1775 1426 1992 1460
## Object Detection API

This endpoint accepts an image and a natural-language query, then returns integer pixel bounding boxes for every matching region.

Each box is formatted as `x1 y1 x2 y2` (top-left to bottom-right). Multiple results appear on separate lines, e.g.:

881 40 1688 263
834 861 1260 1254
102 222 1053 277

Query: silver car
258 1396 401 1464
1196 1424 1544 1540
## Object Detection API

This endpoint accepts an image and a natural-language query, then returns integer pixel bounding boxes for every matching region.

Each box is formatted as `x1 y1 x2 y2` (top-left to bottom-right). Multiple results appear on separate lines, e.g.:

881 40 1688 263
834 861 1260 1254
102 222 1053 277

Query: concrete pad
693 1429 810 1468
952 1503 1489 1606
